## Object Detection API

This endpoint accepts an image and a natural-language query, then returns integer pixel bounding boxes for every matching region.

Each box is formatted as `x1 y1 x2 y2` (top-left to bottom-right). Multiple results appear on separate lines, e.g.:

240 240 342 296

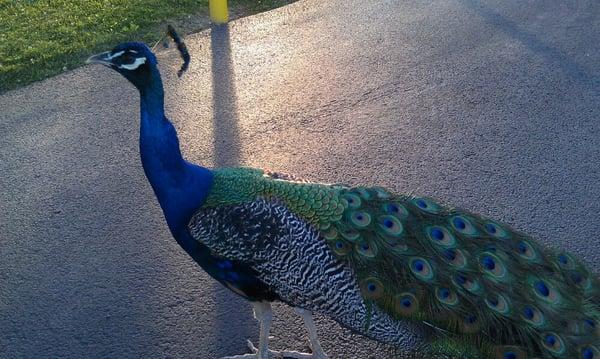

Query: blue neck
138 73 213 238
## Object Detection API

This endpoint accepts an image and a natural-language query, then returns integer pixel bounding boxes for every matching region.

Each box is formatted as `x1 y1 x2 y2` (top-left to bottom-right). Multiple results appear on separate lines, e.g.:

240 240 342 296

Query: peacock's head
87 27 189 91
86 42 159 90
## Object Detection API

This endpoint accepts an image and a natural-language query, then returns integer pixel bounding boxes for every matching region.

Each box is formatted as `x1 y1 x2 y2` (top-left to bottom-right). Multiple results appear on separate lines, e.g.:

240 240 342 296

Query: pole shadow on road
209 23 257 356
211 24 241 167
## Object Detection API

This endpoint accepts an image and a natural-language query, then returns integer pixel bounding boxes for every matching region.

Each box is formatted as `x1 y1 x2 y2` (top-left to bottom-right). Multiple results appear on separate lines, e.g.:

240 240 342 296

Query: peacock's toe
219 339 328 359
219 339 283 359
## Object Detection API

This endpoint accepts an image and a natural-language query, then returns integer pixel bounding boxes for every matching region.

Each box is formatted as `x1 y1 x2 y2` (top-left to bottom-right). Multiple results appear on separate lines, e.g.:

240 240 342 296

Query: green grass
0 0 293 93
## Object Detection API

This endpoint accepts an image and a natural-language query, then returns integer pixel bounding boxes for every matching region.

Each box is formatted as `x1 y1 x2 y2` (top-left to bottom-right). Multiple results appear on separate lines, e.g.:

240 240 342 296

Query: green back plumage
204 167 346 226
203 168 600 358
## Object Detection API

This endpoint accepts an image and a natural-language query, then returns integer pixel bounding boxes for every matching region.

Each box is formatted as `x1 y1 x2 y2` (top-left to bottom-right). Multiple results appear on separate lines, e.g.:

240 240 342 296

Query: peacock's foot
219 339 327 359
219 339 283 359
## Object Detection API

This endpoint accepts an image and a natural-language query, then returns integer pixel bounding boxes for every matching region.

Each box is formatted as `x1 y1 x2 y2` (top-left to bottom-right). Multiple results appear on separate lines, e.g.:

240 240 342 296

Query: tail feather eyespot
383 202 409 219
494 346 527 359
479 253 508 281
453 273 482 294
435 287 459 306
484 221 510 239
355 240 378 259
427 226 456 247
580 346 598 359
349 211 372 228
450 215 478 236
395 292 419 316
515 240 539 262
330 239 352 256
485 293 511 316
411 197 441 214
342 193 362 209
521 305 545 327
360 277 384 299
541 333 566 355
377 215 404 237
529 278 561 305
409 257 434 282
442 248 467 268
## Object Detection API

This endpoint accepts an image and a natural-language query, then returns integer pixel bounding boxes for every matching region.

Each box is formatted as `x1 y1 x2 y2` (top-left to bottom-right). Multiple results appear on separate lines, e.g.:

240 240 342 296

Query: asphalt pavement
1 0 599 358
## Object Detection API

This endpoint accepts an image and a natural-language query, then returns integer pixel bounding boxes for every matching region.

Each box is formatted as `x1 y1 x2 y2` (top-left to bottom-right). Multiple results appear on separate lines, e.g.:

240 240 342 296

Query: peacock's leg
220 301 280 359
275 308 328 359
297 308 327 357
220 303 328 359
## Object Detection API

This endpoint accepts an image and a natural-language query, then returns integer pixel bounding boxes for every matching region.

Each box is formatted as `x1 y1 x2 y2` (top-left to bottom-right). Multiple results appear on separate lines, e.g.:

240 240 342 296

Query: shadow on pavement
209 22 256 357
463 0 599 88
211 23 242 167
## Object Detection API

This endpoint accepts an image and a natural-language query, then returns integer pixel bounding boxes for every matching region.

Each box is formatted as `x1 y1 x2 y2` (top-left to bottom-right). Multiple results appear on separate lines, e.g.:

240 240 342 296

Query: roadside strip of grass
0 0 294 93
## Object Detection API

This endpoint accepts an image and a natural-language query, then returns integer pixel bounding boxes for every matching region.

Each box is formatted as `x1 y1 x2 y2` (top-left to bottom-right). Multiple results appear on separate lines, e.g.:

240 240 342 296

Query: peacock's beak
86 51 112 66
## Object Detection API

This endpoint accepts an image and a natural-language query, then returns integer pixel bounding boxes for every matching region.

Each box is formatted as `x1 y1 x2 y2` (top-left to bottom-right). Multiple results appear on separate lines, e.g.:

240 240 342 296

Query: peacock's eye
113 50 147 70
120 53 135 63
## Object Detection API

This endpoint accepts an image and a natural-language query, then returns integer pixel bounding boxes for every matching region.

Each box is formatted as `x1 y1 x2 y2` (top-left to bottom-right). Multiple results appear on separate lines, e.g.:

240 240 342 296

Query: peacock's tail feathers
326 186 600 358
202 168 600 358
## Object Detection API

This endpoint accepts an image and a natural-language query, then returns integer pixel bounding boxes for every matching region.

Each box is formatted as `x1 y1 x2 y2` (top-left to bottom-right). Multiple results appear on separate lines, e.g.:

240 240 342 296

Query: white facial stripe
106 50 125 60
118 56 147 70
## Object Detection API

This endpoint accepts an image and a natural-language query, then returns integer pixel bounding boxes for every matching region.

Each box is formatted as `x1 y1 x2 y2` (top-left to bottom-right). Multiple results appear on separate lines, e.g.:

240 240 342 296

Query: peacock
87 29 599 359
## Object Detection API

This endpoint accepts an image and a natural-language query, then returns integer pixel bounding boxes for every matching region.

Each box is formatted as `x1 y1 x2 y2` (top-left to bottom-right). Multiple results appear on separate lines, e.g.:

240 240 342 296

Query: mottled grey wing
187 199 427 349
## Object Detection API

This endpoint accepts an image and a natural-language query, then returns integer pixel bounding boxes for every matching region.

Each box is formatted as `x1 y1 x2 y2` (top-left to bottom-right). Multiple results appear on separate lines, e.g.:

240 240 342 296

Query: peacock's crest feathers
202 168 600 358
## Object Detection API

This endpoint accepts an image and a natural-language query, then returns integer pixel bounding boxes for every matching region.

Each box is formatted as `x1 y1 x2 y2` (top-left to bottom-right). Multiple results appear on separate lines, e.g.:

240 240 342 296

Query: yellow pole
209 0 228 24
